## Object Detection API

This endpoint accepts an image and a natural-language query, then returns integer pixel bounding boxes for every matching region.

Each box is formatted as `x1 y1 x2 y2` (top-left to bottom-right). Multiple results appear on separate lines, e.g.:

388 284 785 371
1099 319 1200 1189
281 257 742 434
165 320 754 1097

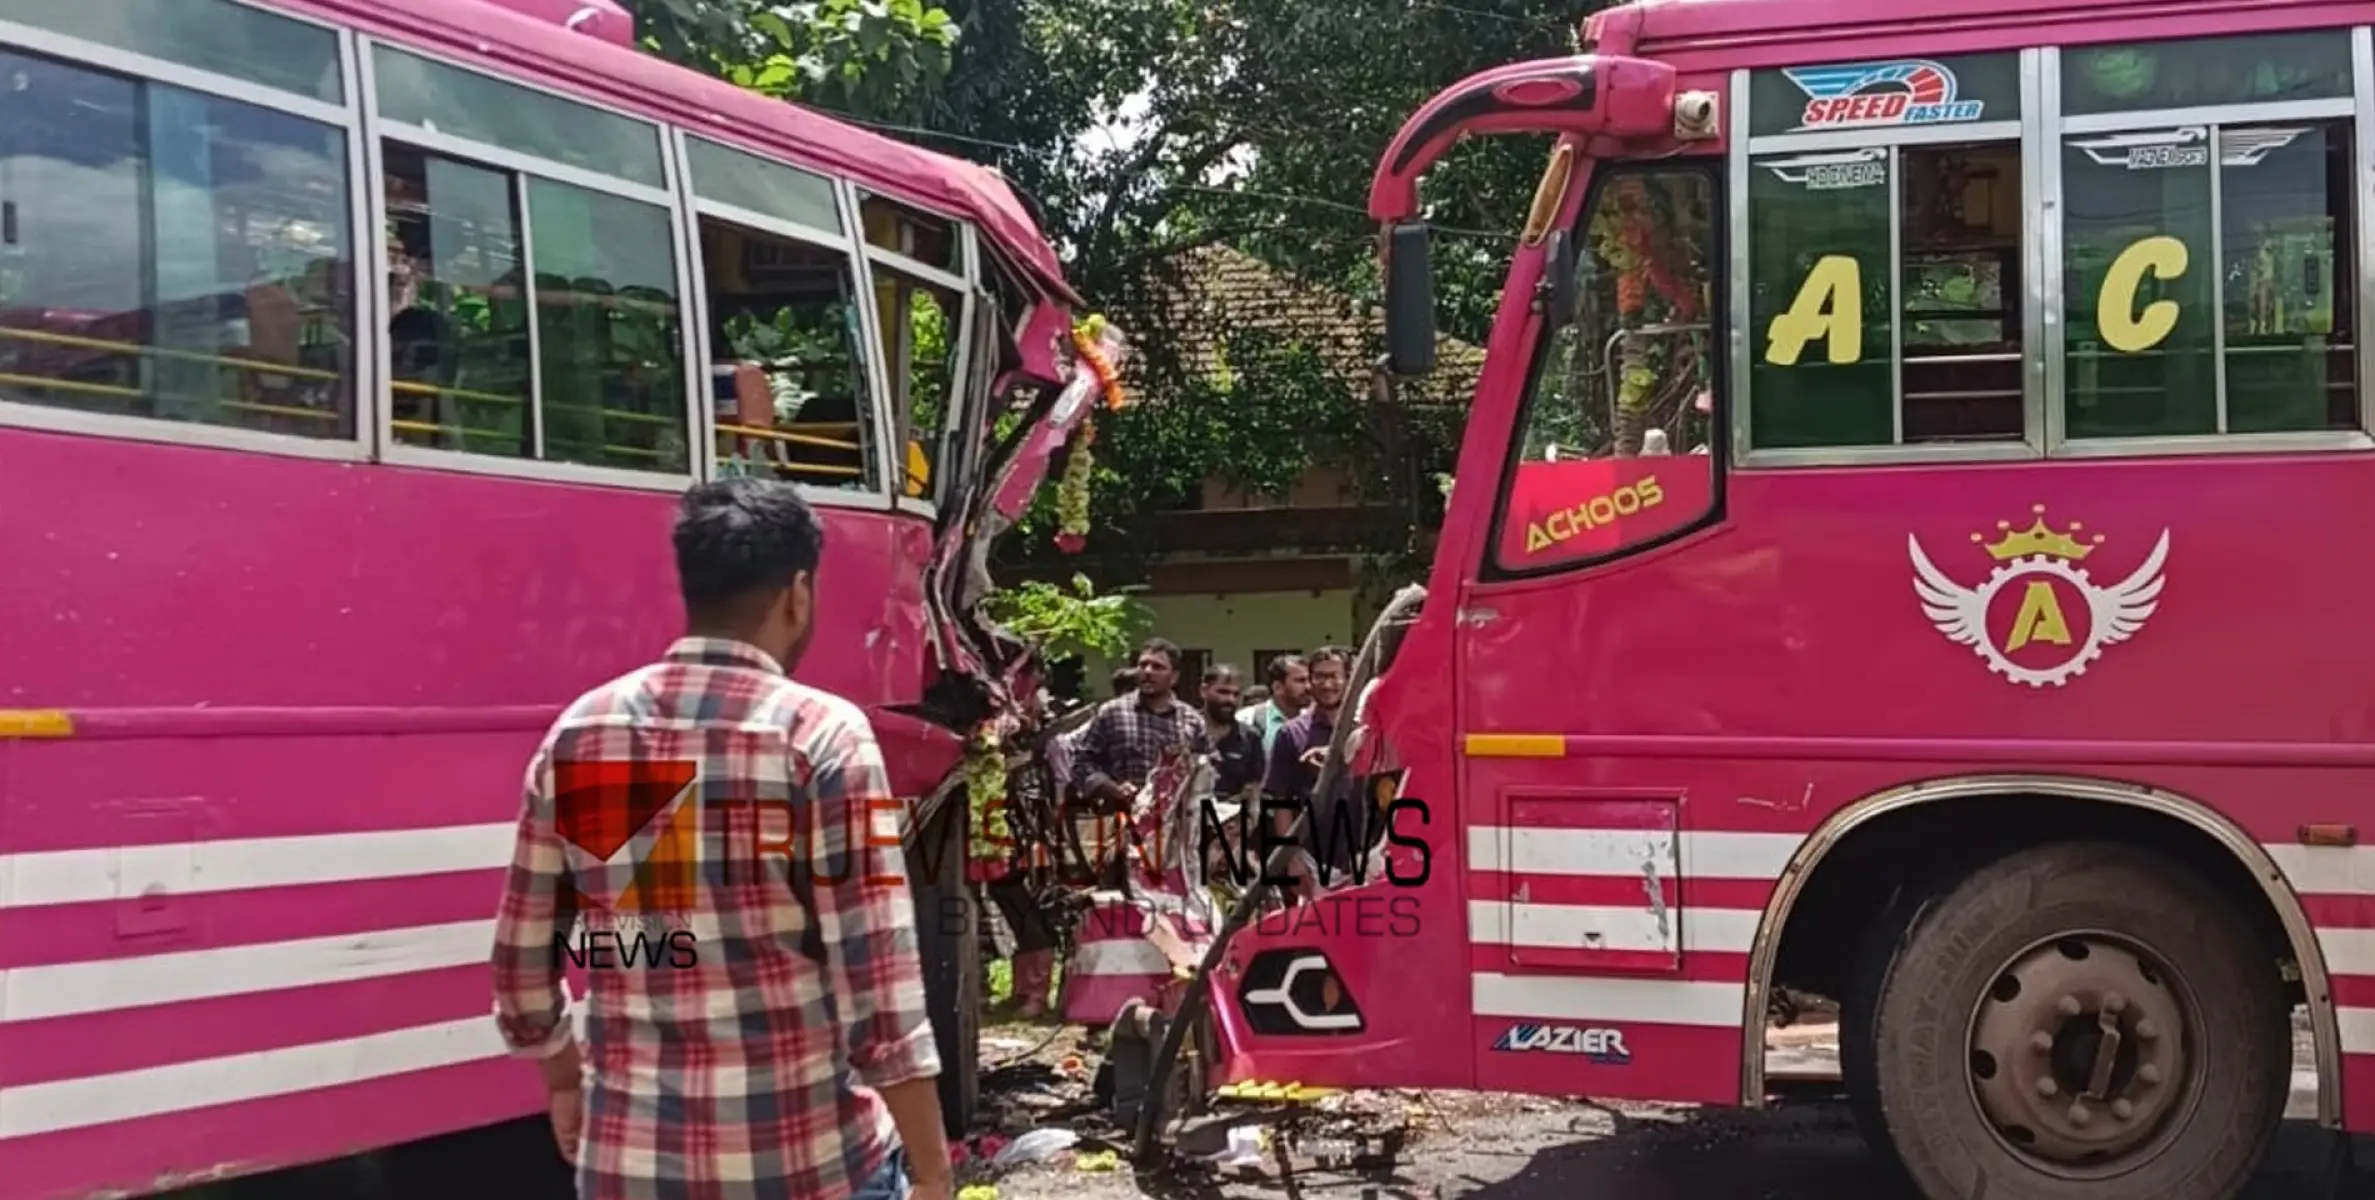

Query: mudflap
909 793 980 1138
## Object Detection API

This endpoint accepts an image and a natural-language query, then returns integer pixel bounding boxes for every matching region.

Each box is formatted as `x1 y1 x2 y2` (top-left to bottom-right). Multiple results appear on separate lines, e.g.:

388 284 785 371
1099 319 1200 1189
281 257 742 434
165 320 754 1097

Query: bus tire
1869 841 2288 1200
1840 880 1929 1170
909 797 980 1140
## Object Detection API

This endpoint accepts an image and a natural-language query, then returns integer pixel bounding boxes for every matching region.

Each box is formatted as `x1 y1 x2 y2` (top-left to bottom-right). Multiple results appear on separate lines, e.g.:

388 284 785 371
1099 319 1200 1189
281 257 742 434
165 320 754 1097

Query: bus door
1455 159 1736 1100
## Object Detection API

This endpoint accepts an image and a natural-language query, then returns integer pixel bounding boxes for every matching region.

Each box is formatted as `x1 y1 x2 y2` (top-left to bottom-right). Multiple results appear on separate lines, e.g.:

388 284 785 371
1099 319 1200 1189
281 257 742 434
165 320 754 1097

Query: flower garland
963 720 1011 881
1055 317 1126 554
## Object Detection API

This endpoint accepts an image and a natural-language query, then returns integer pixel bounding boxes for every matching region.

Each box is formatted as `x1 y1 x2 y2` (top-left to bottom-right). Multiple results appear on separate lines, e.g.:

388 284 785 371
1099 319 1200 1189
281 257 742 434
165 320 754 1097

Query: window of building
875 266 961 500
1495 165 1720 573
371 44 664 188
2058 31 2357 439
0 46 356 439
702 219 876 491
382 145 688 473
0 0 343 102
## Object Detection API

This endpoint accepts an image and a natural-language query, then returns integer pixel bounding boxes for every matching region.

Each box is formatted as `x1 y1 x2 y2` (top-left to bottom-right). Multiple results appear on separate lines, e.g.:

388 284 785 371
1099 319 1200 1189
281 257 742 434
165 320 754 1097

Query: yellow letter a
1765 255 1863 366
2004 581 2072 652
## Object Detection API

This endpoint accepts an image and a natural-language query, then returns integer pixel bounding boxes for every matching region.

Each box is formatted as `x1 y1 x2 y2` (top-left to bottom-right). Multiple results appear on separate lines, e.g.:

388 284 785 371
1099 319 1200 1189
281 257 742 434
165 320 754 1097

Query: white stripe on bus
2342 1006 2375 1055
0 1015 503 1140
2269 844 2375 897
1472 972 1746 1028
1 920 496 1023
2318 927 2375 978
1468 900 1760 956
1465 826 1801 880
0 823 516 910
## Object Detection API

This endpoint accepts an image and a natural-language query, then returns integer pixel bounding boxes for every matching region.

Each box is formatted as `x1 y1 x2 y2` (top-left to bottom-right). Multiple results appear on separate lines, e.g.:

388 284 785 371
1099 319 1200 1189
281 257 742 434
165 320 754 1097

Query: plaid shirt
1068 692 1211 799
491 637 938 1200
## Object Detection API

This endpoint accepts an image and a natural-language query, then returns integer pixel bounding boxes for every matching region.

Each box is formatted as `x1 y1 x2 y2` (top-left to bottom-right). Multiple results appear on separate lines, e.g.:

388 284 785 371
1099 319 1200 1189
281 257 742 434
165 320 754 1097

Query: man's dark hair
1264 654 1306 686
1202 662 1240 686
1109 667 1137 696
1136 637 1182 669
1307 644 1354 672
673 478 825 625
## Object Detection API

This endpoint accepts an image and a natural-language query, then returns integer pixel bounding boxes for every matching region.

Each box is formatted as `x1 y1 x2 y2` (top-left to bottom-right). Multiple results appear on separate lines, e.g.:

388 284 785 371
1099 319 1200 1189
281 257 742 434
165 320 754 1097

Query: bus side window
1747 138 2027 449
1491 165 1720 574
2058 30 2358 439
859 193 966 503
871 266 962 502
0 43 357 441
375 46 689 475
698 219 879 491
381 146 690 474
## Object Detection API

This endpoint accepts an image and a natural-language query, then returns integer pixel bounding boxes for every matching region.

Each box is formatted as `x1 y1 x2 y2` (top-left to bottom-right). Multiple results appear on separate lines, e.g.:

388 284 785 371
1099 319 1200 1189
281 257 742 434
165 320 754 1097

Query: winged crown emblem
1907 506 2169 688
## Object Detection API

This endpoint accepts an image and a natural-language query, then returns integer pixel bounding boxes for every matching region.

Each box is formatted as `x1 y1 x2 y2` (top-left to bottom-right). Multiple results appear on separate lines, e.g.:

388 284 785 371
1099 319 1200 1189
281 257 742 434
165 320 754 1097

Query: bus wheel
1870 842 2288 1200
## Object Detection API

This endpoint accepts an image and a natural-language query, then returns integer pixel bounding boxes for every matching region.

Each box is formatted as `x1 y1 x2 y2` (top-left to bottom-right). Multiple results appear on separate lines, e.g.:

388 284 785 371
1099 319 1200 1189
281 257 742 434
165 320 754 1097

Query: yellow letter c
2100 235 2189 353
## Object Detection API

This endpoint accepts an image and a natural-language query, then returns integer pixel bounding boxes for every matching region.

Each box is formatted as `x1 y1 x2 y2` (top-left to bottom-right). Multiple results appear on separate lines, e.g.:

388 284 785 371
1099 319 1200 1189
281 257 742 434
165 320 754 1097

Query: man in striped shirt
491 478 952 1200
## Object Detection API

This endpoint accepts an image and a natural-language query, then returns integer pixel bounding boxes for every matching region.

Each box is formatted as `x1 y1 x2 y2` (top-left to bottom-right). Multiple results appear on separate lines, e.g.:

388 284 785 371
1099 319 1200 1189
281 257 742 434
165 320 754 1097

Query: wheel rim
1964 930 2199 1176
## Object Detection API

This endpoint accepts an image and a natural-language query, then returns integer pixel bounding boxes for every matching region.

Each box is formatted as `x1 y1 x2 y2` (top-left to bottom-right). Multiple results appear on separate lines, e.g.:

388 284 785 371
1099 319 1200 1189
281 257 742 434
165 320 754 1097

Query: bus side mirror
1541 228 1579 329
1384 221 1436 377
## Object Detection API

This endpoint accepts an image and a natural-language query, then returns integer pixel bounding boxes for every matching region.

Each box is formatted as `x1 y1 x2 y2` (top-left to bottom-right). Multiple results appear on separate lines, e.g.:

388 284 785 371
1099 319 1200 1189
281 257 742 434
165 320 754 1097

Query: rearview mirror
1540 228 1579 329
1383 221 1436 377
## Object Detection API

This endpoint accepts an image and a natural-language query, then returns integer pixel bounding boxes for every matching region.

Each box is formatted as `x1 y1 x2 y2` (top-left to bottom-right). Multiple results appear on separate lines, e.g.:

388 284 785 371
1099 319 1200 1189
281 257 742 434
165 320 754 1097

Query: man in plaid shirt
1069 637 1212 813
492 478 953 1200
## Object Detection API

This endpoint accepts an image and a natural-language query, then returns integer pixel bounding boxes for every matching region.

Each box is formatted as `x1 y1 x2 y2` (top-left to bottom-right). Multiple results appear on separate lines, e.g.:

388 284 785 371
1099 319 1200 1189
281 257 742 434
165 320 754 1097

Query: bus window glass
1748 139 2025 448
372 45 664 187
700 218 878 491
1494 166 1717 572
0 47 356 439
1747 149 1893 446
2221 122 2355 433
0 0 342 102
2062 31 2352 116
860 193 959 273
685 136 838 234
874 268 960 499
385 145 532 457
2061 121 2354 438
527 179 688 473
2062 130 2216 437
1900 142 2024 442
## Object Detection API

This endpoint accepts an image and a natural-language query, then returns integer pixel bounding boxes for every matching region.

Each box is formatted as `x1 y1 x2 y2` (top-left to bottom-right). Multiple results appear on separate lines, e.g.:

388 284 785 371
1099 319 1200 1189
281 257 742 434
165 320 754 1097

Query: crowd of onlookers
991 637 1362 1018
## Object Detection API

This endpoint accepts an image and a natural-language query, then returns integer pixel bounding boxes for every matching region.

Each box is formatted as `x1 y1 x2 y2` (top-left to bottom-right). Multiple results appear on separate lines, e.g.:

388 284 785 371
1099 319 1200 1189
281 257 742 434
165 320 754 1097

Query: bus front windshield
1495 163 1720 574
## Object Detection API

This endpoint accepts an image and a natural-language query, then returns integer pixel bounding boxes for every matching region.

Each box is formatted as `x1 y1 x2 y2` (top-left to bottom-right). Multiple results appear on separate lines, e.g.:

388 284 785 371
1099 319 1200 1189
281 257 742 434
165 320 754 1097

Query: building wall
1081 586 1361 698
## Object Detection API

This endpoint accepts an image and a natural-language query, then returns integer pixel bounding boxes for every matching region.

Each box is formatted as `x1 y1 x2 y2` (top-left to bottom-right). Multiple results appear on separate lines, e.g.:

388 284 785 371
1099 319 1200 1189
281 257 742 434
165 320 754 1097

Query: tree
622 0 957 123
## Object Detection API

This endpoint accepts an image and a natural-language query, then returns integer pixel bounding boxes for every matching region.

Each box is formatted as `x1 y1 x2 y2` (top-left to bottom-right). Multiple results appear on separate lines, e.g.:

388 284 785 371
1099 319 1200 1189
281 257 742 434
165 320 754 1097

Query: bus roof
1598 0 2367 66
291 0 1077 304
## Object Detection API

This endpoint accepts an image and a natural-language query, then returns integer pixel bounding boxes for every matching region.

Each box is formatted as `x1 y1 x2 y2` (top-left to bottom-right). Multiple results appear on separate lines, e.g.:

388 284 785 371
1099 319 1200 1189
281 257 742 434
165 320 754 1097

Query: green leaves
978 573 1153 664
625 0 958 123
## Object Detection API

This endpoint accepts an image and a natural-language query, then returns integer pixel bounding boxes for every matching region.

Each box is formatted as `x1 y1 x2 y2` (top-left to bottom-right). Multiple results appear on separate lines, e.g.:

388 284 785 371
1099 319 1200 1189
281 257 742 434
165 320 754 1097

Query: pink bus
1150 2 2375 1197
0 0 1097 1194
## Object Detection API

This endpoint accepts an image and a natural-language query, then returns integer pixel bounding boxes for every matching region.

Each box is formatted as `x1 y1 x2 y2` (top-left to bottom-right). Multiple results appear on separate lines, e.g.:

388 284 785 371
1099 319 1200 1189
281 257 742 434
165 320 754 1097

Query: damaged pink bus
1132 2 2375 1198
0 0 1099 1194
